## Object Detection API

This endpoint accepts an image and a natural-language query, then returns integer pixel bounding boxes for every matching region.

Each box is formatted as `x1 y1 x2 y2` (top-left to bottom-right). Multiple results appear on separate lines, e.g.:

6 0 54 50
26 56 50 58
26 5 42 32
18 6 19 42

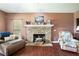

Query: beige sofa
0 35 26 56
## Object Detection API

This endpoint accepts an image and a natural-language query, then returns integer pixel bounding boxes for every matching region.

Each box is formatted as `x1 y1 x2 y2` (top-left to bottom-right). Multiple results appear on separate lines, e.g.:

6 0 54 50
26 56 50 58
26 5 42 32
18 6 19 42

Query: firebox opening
33 34 45 42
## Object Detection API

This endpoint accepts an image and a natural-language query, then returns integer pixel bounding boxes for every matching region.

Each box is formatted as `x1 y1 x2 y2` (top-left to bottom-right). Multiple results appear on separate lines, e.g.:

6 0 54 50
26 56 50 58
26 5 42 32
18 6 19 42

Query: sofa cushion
0 39 25 55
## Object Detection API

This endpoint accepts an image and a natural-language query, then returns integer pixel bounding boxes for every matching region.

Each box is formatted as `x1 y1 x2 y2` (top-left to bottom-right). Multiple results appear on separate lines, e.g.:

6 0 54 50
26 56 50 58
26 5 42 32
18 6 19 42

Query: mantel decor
26 20 30 24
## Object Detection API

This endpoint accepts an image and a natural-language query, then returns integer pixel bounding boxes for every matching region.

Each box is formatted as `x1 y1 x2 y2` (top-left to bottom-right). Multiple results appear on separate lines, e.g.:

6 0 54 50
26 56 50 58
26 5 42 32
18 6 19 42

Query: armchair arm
58 38 66 45
76 41 79 52
76 41 79 47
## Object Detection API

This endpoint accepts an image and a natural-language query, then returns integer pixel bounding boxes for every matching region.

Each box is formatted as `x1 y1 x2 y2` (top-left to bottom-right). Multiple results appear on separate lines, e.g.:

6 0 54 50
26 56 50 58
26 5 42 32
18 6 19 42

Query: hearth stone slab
26 42 53 46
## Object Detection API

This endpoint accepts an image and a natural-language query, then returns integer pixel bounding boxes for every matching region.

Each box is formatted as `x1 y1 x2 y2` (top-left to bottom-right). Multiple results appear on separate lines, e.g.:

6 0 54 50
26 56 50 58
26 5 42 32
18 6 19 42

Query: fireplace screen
33 34 45 42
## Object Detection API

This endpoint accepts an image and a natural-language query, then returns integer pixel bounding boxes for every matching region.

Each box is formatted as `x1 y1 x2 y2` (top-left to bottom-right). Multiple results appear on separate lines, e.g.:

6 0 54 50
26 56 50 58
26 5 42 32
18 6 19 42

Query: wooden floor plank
11 43 79 56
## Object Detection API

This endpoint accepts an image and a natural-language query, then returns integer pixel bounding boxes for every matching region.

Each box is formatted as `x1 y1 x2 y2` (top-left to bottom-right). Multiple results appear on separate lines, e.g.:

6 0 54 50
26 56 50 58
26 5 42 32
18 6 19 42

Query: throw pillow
4 37 12 42
10 34 18 39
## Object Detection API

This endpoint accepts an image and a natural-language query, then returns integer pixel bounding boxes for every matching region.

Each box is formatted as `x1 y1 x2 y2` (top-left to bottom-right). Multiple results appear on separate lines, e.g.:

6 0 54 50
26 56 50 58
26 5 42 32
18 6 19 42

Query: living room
0 3 79 56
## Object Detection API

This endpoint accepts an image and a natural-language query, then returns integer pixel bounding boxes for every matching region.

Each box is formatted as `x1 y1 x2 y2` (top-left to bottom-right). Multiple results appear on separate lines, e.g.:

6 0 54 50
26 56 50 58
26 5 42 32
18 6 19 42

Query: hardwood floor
12 43 79 56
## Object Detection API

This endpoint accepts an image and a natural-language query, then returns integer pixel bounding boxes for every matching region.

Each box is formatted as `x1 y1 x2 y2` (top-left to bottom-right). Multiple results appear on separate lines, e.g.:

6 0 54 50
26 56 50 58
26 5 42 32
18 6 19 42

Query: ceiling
0 3 79 13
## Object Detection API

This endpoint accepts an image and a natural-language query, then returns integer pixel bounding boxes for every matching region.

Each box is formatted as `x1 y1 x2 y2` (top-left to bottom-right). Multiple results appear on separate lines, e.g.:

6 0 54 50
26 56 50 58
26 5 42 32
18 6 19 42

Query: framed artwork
35 16 44 25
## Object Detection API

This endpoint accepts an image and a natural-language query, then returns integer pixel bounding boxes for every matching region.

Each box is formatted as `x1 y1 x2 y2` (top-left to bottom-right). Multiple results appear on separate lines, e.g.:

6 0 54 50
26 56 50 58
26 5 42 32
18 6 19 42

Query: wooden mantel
24 24 54 27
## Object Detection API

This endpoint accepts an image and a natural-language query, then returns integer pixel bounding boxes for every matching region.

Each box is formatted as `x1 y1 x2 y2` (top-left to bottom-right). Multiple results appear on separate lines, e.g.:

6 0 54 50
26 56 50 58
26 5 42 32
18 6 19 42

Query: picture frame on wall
35 16 44 25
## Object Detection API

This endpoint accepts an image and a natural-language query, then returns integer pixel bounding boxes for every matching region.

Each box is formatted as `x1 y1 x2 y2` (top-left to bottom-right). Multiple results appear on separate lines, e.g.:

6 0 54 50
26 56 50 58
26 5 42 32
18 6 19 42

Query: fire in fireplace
33 34 45 42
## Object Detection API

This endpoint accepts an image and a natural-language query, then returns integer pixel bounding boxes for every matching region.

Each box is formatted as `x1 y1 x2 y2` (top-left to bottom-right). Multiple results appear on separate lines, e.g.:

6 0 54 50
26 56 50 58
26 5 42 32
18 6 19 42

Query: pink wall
6 13 74 41
0 10 6 32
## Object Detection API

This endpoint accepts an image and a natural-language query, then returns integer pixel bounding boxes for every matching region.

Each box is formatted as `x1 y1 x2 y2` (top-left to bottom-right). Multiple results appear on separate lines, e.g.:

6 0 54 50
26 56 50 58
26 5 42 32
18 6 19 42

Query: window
13 20 22 34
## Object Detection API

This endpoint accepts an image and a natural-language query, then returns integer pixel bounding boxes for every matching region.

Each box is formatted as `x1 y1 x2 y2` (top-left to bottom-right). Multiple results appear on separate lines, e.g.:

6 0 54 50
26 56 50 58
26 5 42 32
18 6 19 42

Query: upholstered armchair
58 31 79 52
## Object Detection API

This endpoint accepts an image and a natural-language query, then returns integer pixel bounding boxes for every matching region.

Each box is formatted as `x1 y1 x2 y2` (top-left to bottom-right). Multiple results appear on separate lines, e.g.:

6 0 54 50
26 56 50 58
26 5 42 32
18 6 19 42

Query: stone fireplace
25 25 54 43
